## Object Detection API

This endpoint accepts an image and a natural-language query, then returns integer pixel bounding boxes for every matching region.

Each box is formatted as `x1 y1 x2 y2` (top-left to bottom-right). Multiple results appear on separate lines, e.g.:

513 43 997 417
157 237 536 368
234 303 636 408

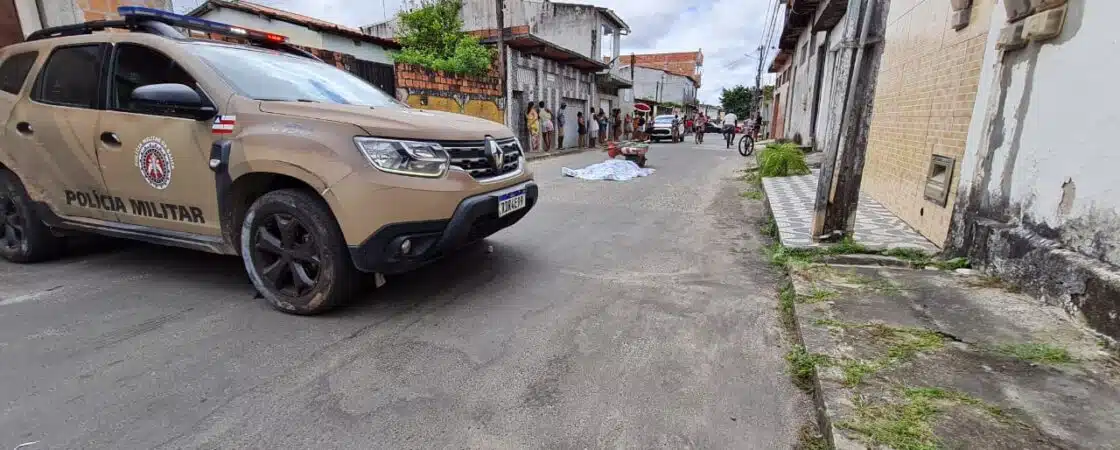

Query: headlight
354 137 450 178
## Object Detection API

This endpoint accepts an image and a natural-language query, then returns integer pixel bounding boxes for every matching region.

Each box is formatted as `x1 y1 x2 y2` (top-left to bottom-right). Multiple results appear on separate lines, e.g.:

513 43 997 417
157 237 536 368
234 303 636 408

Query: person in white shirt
721 112 738 149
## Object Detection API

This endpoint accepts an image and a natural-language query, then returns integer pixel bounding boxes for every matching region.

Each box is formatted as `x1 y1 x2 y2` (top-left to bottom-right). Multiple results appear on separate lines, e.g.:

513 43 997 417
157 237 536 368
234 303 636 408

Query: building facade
948 0 1120 339
2 0 172 48
364 0 629 149
620 65 697 113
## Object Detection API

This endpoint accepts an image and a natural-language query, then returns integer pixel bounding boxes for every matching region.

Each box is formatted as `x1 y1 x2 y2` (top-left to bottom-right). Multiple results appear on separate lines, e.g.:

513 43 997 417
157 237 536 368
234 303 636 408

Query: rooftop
187 0 400 49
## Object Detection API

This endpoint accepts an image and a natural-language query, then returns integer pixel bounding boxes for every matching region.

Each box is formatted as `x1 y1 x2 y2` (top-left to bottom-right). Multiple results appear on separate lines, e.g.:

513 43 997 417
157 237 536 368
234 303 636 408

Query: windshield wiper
256 98 319 103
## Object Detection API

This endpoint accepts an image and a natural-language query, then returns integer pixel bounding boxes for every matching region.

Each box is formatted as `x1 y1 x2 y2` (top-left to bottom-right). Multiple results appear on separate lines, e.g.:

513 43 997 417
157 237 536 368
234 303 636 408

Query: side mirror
131 83 217 121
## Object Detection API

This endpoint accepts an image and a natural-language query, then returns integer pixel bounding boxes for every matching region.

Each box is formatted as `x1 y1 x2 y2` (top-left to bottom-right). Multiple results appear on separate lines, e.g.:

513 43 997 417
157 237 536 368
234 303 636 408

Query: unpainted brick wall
620 52 702 85
395 63 506 123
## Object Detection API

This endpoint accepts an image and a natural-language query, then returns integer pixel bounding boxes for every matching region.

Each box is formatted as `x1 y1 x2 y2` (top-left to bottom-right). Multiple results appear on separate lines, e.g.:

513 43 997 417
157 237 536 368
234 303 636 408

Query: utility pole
810 0 891 241
494 0 507 122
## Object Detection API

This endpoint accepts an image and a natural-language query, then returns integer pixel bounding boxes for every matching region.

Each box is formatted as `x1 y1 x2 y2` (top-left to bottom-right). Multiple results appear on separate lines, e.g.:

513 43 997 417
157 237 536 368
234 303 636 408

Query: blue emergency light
117 5 289 43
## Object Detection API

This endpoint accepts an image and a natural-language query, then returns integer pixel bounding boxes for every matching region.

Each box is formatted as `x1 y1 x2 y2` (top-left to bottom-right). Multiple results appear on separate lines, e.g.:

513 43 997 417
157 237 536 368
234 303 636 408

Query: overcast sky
174 0 782 104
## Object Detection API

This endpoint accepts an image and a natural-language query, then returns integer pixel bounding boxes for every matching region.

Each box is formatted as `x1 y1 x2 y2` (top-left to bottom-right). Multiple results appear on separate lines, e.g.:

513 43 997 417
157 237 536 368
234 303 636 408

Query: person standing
597 109 608 145
588 109 599 147
623 112 633 141
577 111 588 148
540 103 554 152
526 102 541 152
557 103 567 149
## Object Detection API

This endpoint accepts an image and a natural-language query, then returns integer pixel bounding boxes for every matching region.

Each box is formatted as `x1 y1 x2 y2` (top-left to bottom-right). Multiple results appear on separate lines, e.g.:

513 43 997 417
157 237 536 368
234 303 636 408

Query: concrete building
620 51 704 88
619 64 697 115
947 0 1120 339
2 0 171 48
766 0 849 149
363 0 630 150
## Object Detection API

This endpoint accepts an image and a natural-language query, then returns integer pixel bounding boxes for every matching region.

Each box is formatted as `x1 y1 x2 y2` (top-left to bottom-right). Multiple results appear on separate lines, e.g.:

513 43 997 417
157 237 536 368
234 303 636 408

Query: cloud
174 0 779 104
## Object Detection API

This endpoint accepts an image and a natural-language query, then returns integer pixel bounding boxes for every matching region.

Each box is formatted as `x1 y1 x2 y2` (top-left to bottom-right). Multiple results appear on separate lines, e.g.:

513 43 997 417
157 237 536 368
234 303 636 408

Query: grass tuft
778 284 798 331
758 143 811 177
814 320 945 386
995 343 1073 364
842 387 1011 450
798 287 839 304
786 345 830 391
797 423 830 450
740 190 764 200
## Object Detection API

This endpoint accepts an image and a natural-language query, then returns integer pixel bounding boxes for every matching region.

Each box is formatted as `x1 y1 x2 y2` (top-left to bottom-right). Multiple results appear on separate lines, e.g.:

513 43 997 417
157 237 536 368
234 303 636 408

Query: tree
763 85 775 101
720 85 754 117
392 0 495 76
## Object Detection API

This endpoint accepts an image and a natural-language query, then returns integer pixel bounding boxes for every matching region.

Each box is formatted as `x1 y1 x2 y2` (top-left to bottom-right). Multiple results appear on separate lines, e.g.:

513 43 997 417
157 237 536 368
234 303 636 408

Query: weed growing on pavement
762 217 779 239
829 236 871 255
814 320 945 386
740 190 764 200
839 271 904 294
779 284 798 331
738 170 761 185
842 387 1011 450
797 423 830 450
995 343 1073 364
758 143 811 177
767 244 818 270
786 345 831 391
798 287 839 304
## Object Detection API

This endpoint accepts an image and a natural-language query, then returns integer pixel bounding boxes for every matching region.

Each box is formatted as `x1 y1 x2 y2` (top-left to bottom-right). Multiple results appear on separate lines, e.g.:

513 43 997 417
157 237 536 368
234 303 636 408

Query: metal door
510 91 528 148
351 59 396 95
561 98 584 149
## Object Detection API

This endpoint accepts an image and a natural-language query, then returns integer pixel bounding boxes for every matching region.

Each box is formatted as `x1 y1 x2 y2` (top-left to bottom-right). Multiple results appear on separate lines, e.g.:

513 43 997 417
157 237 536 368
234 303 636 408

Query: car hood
259 102 515 141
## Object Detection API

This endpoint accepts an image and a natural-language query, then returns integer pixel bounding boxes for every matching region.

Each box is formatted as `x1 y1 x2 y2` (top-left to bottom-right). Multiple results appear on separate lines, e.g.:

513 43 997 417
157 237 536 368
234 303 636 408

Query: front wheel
241 189 359 315
738 135 755 157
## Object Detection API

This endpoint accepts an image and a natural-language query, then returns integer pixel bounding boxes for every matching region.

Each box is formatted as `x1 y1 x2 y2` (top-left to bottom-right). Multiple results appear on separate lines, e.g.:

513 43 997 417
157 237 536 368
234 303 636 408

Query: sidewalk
762 170 938 253
787 258 1120 449
524 146 599 162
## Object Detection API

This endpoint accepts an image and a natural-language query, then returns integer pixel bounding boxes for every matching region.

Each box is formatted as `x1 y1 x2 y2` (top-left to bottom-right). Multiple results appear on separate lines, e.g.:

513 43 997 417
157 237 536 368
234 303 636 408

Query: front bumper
349 181 539 274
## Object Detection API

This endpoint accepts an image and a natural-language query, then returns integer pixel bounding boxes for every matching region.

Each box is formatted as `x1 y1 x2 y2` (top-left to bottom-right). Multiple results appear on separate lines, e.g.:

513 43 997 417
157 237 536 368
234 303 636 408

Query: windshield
654 117 674 124
187 43 401 108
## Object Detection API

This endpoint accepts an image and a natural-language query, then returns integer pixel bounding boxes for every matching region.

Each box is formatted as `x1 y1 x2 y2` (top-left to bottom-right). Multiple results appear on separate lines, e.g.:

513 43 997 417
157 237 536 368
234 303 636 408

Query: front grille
441 138 523 180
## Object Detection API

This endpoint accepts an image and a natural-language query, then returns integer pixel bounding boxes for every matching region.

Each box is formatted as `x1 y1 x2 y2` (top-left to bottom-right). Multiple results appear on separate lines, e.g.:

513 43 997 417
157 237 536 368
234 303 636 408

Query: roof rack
25 6 319 60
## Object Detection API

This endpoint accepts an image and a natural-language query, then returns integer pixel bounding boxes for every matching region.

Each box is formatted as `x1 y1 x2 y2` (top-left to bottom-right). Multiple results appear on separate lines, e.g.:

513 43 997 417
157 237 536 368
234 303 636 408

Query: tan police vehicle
0 7 537 314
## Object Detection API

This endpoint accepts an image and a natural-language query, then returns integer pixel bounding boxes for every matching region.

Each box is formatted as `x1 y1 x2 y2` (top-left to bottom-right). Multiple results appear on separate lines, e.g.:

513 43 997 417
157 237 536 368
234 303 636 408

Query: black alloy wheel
0 194 24 252
251 213 324 297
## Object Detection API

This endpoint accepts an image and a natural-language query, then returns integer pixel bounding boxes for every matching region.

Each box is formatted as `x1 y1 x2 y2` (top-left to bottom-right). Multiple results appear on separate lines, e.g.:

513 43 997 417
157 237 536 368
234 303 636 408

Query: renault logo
485 137 504 169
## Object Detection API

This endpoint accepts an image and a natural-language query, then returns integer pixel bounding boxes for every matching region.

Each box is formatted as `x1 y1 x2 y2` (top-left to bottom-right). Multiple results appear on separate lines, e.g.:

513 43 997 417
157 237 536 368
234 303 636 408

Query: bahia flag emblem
212 115 237 134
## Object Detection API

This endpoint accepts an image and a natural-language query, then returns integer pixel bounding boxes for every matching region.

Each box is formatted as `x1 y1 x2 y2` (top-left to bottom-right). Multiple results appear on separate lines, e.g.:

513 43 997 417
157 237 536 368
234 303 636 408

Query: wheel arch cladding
222 172 342 255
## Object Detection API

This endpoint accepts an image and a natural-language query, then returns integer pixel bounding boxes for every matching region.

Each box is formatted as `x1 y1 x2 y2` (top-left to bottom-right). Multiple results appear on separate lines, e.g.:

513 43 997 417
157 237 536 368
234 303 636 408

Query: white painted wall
200 8 393 64
958 0 1120 265
625 65 694 105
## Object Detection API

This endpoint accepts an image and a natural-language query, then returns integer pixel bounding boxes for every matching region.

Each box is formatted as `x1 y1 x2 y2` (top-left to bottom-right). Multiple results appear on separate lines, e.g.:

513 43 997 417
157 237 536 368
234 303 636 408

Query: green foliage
842 387 1008 450
799 287 839 304
719 85 755 118
758 143 811 177
763 84 775 101
786 345 830 391
392 0 494 76
779 284 798 331
996 343 1073 364
740 190 764 200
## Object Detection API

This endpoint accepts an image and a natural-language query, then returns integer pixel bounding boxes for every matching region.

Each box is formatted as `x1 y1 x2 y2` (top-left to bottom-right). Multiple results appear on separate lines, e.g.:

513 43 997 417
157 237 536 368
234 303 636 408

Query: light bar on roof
117 6 289 43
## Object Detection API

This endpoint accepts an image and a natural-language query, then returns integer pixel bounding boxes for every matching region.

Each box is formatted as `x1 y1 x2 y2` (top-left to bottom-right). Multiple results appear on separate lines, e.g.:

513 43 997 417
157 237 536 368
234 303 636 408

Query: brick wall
620 51 702 86
395 63 506 124
78 0 172 21
861 0 993 247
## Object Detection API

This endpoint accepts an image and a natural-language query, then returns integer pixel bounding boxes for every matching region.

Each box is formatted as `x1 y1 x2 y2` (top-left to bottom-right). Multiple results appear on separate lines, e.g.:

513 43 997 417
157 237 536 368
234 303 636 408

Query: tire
0 168 64 263
240 189 358 315
738 135 755 157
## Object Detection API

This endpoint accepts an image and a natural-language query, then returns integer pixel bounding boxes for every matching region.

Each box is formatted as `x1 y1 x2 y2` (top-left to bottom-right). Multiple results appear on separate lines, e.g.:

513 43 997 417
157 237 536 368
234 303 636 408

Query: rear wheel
240 189 359 315
0 169 64 263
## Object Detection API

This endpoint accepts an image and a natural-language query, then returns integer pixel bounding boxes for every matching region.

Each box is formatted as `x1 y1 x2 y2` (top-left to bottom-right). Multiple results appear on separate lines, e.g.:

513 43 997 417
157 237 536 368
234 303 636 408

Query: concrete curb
524 147 601 162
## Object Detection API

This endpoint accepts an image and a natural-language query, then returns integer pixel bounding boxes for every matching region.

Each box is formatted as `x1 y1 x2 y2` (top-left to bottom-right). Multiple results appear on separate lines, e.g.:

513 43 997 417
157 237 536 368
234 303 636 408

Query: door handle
100 132 121 146
15 122 32 135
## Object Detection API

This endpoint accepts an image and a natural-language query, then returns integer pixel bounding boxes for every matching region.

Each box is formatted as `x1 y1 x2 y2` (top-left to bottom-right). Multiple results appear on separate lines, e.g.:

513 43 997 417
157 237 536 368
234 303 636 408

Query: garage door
0 0 21 49
560 98 584 149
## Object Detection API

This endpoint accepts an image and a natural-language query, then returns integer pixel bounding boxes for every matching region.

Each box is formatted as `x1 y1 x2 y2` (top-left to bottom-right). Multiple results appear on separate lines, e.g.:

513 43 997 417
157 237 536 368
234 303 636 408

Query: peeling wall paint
954 0 1118 266
951 0 1120 340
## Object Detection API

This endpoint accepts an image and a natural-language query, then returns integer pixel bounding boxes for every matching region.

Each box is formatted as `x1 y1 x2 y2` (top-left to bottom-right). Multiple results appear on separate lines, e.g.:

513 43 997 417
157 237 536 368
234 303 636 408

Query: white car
650 115 684 143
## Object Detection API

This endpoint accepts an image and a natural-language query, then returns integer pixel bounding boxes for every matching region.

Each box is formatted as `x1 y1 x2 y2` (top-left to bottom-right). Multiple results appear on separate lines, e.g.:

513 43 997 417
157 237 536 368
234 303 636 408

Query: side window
33 45 104 108
0 52 38 95
111 44 200 115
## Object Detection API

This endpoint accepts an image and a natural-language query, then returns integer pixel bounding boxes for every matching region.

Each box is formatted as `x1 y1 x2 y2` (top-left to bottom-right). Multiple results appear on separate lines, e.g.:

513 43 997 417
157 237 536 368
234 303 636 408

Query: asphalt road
0 138 808 449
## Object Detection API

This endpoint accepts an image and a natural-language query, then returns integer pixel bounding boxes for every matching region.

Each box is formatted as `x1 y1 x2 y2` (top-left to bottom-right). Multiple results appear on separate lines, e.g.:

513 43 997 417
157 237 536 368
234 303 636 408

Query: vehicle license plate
498 190 526 217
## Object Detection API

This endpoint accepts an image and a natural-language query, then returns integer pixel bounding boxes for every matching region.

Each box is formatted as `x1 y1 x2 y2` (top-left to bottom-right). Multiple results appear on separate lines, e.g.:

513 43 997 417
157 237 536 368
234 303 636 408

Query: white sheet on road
561 159 655 181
